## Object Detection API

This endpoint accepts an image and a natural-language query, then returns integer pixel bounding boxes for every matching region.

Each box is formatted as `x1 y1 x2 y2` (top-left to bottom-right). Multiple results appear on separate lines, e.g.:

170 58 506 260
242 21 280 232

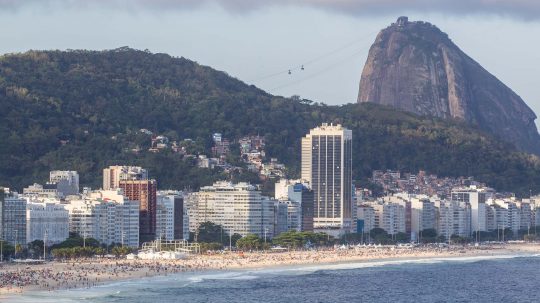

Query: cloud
2 0 540 20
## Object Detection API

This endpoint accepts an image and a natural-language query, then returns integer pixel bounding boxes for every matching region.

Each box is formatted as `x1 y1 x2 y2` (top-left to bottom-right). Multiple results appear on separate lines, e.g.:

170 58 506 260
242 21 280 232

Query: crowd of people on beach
0 244 506 295
0 260 204 294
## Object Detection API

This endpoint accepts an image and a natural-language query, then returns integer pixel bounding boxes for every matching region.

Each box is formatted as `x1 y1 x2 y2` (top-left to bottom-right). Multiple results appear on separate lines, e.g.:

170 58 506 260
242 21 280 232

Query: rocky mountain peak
358 17 540 154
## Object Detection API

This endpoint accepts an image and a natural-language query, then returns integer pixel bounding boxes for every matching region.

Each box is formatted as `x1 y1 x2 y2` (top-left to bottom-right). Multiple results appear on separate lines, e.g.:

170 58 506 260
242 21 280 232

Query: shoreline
1 243 539 297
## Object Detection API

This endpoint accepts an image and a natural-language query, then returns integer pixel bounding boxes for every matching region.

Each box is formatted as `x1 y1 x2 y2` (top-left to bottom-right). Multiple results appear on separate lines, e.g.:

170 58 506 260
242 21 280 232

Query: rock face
358 17 540 154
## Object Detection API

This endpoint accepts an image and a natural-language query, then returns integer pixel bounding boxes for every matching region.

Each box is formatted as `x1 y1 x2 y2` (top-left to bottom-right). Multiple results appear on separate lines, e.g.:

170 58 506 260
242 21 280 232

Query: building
49 170 79 196
156 195 174 240
156 191 186 240
357 205 376 234
103 165 148 190
26 202 69 244
65 190 140 248
182 203 190 240
23 183 59 198
0 188 3 239
119 179 157 242
372 202 406 235
451 186 492 233
411 198 436 240
491 204 508 232
211 133 230 157
436 200 471 239
301 123 353 234
189 182 275 238
273 200 288 237
382 193 412 234
486 204 496 231
275 179 314 232
1 191 27 246
492 200 521 234
517 202 533 230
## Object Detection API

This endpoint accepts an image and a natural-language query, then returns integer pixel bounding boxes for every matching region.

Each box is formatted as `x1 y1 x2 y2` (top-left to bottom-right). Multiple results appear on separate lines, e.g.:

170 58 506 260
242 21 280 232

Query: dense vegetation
1 48 540 196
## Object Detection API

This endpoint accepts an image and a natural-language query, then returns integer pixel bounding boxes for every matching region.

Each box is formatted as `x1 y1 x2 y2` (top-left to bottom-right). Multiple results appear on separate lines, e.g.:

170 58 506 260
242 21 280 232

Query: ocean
6 254 540 303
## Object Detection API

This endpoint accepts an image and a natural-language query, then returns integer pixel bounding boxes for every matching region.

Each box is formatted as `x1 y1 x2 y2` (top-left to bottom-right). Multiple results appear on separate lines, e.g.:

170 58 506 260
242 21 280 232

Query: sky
0 1 539 120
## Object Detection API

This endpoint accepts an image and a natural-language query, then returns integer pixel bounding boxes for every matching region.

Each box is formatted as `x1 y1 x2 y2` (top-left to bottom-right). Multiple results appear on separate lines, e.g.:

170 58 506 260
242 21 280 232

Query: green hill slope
1 48 539 196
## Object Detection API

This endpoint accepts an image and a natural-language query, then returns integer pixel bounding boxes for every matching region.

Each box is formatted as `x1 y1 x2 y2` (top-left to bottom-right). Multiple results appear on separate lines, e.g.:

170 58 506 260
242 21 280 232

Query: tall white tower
301 123 353 233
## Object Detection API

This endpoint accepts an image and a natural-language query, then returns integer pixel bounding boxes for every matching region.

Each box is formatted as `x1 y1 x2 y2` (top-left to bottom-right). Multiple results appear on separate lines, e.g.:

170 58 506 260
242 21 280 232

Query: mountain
1 48 540 196
358 17 540 155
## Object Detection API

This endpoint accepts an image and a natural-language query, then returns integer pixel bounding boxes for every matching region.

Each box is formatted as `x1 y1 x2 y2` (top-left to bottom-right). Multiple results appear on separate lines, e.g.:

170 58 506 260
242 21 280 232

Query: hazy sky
1 1 539 121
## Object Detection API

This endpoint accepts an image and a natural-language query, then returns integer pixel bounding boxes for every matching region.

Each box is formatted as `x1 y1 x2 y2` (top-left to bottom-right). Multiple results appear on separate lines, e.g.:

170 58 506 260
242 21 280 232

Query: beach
1 243 539 297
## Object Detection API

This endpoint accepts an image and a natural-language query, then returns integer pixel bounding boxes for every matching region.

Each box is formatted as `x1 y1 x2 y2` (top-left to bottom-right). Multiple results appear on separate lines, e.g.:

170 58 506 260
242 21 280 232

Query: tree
420 228 437 243
450 235 469 244
27 240 44 258
195 222 227 244
200 242 223 253
395 232 409 243
0 241 15 260
111 246 132 257
236 234 263 250
369 228 388 240
272 231 333 248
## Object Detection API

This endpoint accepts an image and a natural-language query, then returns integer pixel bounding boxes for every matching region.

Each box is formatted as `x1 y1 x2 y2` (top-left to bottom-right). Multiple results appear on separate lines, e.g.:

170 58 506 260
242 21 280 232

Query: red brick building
119 180 157 242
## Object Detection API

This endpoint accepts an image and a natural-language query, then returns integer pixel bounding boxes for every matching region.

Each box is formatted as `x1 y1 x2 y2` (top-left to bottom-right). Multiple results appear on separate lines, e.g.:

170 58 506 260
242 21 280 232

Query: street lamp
43 229 48 260
229 228 233 251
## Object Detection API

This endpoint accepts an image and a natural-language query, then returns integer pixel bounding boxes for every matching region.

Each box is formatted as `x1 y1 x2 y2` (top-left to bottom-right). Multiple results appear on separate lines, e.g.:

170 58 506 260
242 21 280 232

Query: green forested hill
1 48 540 196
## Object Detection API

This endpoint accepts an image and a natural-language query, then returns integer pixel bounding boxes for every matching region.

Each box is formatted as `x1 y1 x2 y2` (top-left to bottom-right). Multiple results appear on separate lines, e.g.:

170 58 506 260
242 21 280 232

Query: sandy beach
1 243 539 297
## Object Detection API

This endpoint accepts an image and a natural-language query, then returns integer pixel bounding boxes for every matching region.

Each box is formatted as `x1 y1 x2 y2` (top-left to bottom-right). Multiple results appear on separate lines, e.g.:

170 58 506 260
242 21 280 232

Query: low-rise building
49 170 79 196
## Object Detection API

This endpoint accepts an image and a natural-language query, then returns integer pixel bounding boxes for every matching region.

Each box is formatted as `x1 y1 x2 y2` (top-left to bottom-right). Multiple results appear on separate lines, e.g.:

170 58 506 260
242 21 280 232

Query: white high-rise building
103 166 148 190
49 170 79 196
26 202 69 244
436 200 471 239
301 123 353 233
451 186 492 233
156 195 174 241
517 202 533 230
189 182 275 238
493 200 521 234
411 198 436 239
357 205 376 234
156 191 187 240
373 203 406 235
65 190 140 247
